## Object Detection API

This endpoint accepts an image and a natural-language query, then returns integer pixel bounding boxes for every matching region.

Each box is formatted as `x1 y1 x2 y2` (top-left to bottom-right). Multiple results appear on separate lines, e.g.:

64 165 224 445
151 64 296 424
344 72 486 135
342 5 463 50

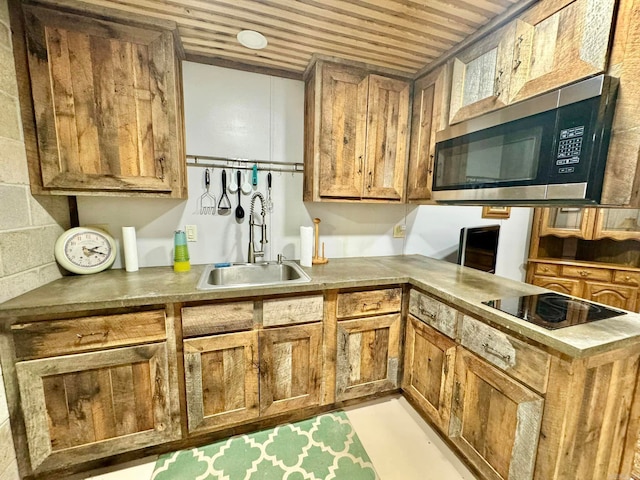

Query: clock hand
83 246 107 256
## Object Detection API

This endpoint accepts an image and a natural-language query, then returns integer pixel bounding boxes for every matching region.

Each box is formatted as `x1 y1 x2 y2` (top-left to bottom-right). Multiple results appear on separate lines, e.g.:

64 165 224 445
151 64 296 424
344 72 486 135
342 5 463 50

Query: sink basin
196 261 311 290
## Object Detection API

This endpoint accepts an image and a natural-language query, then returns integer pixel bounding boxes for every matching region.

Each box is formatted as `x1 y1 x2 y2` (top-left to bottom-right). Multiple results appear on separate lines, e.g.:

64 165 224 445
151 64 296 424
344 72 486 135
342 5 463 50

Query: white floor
74 395 476 480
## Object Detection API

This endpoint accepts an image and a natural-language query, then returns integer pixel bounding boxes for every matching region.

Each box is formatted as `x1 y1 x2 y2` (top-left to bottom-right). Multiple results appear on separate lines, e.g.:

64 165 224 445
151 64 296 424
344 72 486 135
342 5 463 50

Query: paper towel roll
300 226 313 267
122 227 139 272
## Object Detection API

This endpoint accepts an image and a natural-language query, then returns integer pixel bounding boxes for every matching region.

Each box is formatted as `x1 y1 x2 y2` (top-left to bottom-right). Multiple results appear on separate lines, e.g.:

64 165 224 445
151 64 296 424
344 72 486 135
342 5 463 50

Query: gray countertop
2 254 640 358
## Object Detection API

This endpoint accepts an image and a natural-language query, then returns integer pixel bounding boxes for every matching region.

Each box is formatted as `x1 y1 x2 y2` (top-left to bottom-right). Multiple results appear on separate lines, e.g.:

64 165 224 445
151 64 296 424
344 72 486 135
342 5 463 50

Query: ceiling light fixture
237 30 268 50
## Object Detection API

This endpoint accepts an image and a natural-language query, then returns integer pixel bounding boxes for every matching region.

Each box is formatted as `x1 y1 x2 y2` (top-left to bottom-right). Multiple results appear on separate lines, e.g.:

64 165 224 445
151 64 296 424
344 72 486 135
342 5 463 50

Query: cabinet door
593 208 640 241
259 323 323 416
336 313 401 401
449 23 516 124
16 343 178 473
509 0 616 104
582 281 638 311
402 316 456 431
407 68 446 202
23 6 183 195
362 75 410 200
531 275 583 297
183 331 259 433
539 207 595 238
450 349 544 480
318 64 368 198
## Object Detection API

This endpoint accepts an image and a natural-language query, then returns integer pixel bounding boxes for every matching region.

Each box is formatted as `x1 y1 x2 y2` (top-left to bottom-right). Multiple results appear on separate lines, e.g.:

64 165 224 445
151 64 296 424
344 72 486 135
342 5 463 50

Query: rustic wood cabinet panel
336 287 402 319
448 23 516 124
531 274 583 297
183 331 259 433
21 5 186 197
450 348 544 480
16 343 178 473
259 323 323 416
263 294 324 327
408 289 458 338
336 313 401 401
304 60 410 202
181 301 254 337
509 0 615 104
582 281 638 311
402 316 456 431
406 68 447 203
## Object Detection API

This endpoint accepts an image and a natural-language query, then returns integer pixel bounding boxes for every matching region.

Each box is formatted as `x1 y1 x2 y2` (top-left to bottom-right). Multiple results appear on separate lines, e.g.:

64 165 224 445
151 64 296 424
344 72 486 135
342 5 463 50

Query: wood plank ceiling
36 0 526 79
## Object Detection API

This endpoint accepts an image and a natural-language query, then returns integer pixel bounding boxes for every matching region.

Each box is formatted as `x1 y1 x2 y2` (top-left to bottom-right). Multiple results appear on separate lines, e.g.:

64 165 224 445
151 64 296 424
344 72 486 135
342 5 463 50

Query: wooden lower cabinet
530 274 582 297
582 281 638 311
183 331 259 433
450 348 544 480
259 323 323 416
336 313 401 401
402 316 456 431
16 342 178 473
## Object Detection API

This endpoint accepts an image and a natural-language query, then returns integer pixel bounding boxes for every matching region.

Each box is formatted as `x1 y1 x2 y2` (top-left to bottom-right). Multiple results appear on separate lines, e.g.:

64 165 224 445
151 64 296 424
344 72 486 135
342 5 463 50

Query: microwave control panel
556 126 585 174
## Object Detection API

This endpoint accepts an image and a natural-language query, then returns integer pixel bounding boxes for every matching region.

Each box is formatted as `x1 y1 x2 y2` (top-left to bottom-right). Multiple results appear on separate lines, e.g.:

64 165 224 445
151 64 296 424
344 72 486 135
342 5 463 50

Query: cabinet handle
367 171 373 191
358 155 363 174
157 157 166 180
494 69 504 97
579 270 590 277
542 266 549 272
481 342 511 362
626 275 632 281
76 330 109 341
513 35 523 70
428 154 434 175
418 306 436 319
362 301 382 312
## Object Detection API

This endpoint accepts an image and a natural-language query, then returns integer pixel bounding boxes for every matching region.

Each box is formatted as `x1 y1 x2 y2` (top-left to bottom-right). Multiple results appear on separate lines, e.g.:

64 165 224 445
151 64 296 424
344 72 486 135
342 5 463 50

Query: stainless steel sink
196 261 311 290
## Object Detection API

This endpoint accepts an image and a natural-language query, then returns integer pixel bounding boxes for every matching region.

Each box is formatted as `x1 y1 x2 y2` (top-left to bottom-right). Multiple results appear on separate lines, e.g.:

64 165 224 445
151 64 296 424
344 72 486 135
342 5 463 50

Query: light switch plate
186 225 198 242
393 224 406 238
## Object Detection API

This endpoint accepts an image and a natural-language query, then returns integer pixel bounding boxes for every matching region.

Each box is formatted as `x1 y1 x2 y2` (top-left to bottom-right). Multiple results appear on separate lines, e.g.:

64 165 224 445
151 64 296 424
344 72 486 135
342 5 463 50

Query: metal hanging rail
186 154 304 174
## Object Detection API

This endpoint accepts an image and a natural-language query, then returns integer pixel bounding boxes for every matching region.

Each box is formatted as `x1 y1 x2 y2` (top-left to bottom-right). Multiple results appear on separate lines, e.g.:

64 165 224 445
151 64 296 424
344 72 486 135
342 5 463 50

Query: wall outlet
185 225 198 242
393 224 406 238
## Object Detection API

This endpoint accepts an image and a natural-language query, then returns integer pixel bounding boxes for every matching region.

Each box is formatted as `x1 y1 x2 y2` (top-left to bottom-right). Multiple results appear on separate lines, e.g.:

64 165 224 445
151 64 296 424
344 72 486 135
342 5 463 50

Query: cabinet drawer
182 302 254 337
613 271 640 287
263 295 323 327
459 315 550 394
562 265 611 282
534 263 561 276
409 289 458 338
337 288 402 319
12 310 166 360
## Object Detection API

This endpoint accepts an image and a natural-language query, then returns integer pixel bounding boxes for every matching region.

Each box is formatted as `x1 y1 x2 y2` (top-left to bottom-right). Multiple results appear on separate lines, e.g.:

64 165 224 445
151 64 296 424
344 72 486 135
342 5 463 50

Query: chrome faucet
248 192 267 262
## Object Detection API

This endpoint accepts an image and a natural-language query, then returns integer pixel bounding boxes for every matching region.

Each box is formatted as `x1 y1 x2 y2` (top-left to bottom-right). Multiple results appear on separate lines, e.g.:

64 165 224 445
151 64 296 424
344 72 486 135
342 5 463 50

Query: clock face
55 227 117 274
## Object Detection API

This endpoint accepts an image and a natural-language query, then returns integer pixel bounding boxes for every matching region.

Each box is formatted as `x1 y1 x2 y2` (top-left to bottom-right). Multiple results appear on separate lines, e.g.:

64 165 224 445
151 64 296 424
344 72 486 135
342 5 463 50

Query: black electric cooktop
482 293 626 330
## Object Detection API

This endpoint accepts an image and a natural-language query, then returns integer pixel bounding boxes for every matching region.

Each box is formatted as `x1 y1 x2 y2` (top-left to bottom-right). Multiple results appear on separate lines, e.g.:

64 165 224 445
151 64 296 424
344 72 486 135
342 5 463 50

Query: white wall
78 63 532 281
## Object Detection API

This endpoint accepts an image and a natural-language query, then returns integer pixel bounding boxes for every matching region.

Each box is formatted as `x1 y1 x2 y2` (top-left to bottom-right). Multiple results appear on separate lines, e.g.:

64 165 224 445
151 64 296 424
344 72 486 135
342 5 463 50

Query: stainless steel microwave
432 75 618 204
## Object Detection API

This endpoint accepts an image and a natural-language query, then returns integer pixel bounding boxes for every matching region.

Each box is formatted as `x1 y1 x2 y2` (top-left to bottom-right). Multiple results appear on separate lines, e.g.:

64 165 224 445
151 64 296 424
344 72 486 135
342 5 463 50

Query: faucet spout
248 193 267 263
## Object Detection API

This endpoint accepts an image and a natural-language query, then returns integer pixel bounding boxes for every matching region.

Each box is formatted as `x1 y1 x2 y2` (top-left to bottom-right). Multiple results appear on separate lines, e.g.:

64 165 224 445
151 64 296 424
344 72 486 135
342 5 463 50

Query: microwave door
433 110 557 200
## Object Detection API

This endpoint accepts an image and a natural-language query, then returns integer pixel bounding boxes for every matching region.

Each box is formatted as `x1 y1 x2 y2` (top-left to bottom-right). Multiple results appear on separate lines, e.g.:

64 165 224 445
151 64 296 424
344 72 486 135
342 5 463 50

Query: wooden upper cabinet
304 60 411 202
592 208 640 241
407 67 447 202
22 5 186 197
539 207 596 238
508 0 616 104
448 23 516 125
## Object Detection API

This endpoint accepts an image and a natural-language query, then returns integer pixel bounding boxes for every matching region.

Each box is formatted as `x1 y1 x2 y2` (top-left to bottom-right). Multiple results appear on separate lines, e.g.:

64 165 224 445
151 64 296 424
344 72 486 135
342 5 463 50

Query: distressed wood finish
15 343 177 473
407 67 447 203
362 75 410 200
402 316 456 431
259 323 323 416
336 287 402 319
22 5 186 197
183 331 259 433
11 310 166 360
181 301 254 337
459 315 550 394
508 0 615 103
408 289 458 339
335 313 401 401
448 23 516 124
263 295 324 327
451 348 544 480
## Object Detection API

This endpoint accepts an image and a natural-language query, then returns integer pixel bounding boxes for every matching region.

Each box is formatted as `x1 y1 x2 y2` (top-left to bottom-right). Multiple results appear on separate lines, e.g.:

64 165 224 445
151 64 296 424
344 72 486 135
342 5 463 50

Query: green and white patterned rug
151 411 379 480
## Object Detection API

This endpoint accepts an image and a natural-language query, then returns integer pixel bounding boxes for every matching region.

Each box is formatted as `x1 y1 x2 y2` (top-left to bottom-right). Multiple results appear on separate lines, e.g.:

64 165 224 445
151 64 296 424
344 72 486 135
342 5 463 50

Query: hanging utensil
252 164 258 186
266 171 273 212
228 165 239 193
241 169 252 194
217 169 232 214
199 168 216 215
235 170 245 220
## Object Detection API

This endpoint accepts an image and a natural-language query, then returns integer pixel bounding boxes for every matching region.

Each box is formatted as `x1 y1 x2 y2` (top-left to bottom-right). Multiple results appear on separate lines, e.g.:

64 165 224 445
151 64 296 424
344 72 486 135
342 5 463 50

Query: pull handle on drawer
579 270 590 277
418 306 436 319
482 342 511 362
76 330 109 341
362 301 382 312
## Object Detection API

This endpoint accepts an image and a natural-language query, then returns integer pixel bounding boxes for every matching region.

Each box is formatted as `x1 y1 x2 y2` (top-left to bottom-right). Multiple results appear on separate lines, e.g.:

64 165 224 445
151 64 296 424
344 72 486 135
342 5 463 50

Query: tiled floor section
75 395 476 480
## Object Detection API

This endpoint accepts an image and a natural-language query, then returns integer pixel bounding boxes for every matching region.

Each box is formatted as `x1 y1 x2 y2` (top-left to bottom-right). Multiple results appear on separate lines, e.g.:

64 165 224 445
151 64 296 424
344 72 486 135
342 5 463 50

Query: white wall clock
54 227 117 274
